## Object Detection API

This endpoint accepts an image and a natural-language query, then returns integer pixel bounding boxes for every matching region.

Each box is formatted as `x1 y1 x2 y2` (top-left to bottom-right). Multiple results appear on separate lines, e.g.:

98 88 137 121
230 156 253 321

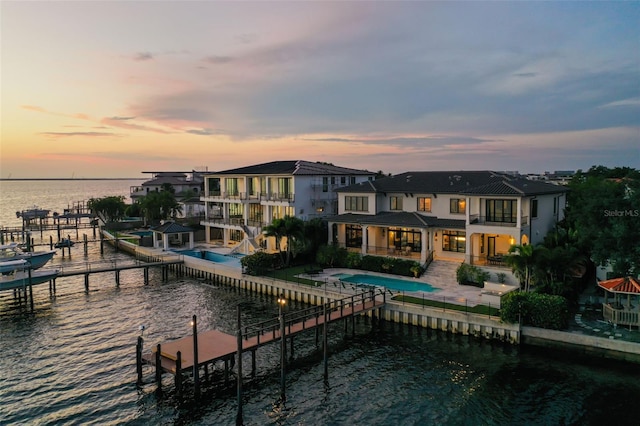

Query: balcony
469 215 528 227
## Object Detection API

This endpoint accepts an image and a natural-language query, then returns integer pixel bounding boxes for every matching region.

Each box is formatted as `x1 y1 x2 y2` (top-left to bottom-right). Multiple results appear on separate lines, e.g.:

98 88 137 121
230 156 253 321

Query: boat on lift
0 243 57 269
0 259 28 274
54 238 75 249
16 206 50 220
0 263 59 291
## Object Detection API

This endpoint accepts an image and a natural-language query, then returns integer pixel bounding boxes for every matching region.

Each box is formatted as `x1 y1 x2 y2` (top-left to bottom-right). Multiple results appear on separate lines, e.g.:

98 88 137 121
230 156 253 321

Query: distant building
130 170 209 219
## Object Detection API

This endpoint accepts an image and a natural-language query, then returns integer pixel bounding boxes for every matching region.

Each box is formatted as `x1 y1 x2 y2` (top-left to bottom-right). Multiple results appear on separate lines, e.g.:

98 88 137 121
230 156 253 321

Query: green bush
345 252 363 269
240 252 281 275
501 291 570 330
361 255 386 272
316 244 348 268
456 263 489 287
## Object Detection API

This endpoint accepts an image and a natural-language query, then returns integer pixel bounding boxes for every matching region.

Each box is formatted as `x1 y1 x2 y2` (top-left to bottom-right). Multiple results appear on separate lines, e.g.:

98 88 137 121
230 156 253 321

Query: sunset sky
1 1 638 178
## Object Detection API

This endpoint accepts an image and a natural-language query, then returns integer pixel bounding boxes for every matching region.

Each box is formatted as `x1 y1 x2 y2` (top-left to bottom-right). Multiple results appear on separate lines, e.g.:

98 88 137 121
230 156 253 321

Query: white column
361 225 368 255
421 229 427 263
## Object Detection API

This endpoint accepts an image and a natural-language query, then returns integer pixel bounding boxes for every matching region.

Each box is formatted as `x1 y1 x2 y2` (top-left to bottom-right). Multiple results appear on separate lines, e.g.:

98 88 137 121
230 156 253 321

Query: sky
1 1 638 179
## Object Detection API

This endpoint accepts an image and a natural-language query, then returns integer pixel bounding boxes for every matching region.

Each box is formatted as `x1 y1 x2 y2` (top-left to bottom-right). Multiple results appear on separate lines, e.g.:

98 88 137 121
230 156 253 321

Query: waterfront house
327 171 568 268
200 160 375 252
130 170 208 219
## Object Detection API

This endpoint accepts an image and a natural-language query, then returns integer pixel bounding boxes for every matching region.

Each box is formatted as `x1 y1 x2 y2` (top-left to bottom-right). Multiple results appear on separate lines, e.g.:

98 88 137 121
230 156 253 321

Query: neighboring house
200 160 375 252
327 171 568 267
131 171 206 200
131 171 207 218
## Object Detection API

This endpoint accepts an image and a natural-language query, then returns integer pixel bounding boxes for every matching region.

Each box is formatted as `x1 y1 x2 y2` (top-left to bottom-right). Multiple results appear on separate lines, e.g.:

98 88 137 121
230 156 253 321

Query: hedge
501 291 570 330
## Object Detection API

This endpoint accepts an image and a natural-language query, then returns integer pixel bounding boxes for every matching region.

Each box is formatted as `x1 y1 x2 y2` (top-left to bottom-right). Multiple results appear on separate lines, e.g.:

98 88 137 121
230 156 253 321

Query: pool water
333 273 440 293
176 249 242 267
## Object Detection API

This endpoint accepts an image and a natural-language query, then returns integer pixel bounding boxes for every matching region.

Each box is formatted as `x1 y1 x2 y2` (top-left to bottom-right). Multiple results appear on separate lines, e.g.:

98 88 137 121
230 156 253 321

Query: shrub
345 252 363 269
501 291 570 330
316 244 348 268
496 272 507 284
361 255 385 272
240 252 281 275
456 263 489 287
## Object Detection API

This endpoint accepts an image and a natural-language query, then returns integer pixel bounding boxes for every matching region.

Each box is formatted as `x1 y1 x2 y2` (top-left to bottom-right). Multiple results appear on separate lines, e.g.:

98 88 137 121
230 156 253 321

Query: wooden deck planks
142 299 384 375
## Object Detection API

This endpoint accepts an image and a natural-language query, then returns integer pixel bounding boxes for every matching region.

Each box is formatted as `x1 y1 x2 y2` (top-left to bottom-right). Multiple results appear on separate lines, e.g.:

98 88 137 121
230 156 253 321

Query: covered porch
599 276 640 328
467 232 527 268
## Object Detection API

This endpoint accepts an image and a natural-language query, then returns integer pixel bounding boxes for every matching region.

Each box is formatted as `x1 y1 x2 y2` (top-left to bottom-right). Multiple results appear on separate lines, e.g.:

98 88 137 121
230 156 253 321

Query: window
388 228 422 252
345 224 362 248
390 196 403 210
417 197 431 212
225 178 238 196
486 199 517 223
531 199 538 218
350 176 356 184
553 197 558 214
442 230 466 252
331 177 336 185
276 177 291 200
345 196 368 212
341 176 346 185
450 198 466 214
322 177 329 193
229 203 243 218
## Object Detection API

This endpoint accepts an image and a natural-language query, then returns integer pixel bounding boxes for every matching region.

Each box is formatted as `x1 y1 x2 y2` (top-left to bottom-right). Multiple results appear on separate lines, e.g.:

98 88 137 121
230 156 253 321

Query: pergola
151 221 195 251
598 276 640 328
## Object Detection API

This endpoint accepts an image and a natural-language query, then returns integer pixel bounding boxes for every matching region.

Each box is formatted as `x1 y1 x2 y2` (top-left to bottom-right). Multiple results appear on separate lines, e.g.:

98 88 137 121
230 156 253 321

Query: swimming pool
332 273 440 293
177 249 243 267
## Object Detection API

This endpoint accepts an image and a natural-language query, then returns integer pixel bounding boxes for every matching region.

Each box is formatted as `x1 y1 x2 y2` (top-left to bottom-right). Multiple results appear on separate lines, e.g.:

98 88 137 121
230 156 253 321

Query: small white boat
16 206 50 220
0 267 59 291
0 243 57 269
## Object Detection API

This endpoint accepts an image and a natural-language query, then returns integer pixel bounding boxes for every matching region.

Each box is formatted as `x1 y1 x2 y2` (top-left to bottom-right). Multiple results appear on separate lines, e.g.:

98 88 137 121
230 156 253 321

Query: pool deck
302 260 486 307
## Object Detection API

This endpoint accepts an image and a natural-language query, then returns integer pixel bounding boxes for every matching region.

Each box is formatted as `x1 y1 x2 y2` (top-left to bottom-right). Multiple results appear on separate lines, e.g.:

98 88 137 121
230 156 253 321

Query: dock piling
136 336 144 385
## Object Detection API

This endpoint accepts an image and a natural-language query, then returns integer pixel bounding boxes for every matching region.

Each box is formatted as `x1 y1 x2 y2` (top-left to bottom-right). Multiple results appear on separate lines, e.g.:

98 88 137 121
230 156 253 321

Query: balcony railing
205 190 293 202
469 215 528 227
469 255 510 268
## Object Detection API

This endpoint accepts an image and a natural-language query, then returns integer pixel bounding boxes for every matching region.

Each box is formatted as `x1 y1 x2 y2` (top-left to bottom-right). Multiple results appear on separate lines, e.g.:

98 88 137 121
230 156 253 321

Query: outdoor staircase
421 259 461 287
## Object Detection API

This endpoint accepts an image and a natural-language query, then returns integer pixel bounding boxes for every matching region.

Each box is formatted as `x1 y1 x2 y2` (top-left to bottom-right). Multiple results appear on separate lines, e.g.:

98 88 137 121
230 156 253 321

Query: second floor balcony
469 215 528 227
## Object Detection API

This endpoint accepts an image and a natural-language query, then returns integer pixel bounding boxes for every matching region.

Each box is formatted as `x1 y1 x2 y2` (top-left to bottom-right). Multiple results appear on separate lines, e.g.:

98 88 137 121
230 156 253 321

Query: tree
566 166 640 276
138 188 182 224
263 216 305 267
505 244 544 292
87 196 126 223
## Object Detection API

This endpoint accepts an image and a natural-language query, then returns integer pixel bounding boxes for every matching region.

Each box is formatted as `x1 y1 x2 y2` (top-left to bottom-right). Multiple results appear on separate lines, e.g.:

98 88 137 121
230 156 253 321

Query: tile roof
215 160 375 176
339 170 567 196
598 276 640 294
152 221 193 234
327 211 465 229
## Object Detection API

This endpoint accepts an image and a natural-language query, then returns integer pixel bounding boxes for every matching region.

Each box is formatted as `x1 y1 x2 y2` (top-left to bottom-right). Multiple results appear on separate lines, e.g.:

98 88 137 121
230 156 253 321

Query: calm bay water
1 180 639 425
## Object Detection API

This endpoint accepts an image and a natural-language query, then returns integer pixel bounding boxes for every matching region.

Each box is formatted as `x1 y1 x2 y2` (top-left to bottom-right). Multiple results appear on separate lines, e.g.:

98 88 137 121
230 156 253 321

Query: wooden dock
138 291 386 394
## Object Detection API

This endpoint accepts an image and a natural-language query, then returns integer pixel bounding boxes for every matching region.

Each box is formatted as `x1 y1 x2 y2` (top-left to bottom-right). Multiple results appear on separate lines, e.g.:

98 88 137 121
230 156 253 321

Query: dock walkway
141 292 384 376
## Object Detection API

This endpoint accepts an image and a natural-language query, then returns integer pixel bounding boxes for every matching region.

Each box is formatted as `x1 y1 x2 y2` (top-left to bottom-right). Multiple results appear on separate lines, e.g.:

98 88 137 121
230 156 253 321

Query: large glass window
388 228 422 252
486 199 517 223
442 230 466 252
390 196 403 210
225 178 239 196
229 203 243 218
345 224 362 248
450 198 466 214
322 177 329 193
277 178 291 198
345 196 368 212
417 197 431 212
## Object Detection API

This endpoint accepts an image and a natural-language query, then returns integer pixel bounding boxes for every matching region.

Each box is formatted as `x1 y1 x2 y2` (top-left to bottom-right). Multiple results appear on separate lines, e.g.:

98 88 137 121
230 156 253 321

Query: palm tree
505 244 542 292
263 216 304 267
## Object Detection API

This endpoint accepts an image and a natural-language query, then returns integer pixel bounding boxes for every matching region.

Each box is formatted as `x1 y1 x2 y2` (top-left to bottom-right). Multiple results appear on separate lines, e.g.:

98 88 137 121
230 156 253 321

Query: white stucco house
200 160 375 253
327 171 568 267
